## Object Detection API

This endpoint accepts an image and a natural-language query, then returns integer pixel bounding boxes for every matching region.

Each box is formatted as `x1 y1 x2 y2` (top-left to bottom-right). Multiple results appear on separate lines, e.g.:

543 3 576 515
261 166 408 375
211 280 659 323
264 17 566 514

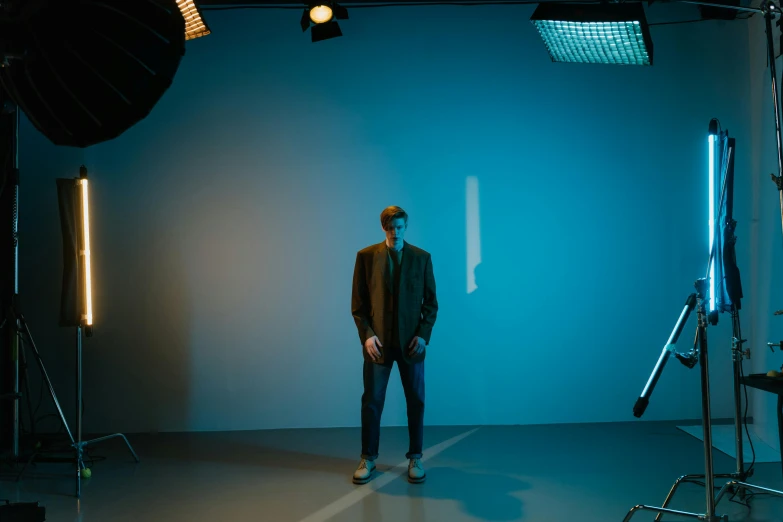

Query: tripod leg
13 316 82 495
14 451 38 482
18 341 35 440
715 480 783 506
654 472 742 521
653 475 706 522
624 504 719 522
18 319 75 445
82 433 140 462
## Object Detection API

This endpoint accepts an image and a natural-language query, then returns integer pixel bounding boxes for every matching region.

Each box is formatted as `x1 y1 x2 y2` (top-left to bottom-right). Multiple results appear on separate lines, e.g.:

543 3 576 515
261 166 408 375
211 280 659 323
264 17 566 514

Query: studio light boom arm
633 293 698 418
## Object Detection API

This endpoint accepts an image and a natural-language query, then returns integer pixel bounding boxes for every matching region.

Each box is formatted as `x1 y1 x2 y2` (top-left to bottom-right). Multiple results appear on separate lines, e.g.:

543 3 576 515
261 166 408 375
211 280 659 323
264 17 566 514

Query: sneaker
352 459 376 484
408 458 425 483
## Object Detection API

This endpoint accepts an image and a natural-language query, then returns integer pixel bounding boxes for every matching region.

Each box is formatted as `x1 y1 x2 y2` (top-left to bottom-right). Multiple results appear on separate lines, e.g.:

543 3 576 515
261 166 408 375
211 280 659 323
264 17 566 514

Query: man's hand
364 336 383 362
408 336 426 357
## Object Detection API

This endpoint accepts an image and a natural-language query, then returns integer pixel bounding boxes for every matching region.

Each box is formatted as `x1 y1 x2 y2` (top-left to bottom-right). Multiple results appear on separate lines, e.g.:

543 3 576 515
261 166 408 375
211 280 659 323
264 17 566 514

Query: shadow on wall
81 203 192 434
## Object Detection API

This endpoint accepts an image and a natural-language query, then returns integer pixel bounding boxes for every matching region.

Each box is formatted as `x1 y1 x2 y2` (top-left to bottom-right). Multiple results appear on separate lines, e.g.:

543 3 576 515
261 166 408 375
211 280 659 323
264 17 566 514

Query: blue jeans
361 344 425 461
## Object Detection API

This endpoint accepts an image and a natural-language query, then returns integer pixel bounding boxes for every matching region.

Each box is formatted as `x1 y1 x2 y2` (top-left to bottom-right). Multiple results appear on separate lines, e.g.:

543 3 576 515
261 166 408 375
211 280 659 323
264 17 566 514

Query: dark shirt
387 244 403 348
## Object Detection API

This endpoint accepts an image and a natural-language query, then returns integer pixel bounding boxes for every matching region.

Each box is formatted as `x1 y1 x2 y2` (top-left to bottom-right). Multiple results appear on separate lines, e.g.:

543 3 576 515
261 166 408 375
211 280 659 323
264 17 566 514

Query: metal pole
731 336 745 478
76 324 82 498
11 104 19 459
77 326 81 448
697 308 716 518
763 9 783 243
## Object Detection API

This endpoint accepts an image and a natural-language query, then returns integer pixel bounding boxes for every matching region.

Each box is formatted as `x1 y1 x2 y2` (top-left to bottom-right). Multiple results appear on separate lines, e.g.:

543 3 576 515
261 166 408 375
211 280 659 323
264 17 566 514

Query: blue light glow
708 135 715 311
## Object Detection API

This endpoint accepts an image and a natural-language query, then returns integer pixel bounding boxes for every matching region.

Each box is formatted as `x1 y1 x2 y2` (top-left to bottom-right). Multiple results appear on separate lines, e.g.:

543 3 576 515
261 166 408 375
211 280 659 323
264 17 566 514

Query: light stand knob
733 338 750 359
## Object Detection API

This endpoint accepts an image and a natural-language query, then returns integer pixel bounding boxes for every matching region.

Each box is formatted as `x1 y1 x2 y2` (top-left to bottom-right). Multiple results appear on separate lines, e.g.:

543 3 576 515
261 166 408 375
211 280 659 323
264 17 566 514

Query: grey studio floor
2 421 783 522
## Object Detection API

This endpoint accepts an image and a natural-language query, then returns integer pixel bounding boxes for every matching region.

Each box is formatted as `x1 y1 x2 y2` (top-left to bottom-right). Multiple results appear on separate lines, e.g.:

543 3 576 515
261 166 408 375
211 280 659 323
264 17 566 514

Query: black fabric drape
56 178 81 327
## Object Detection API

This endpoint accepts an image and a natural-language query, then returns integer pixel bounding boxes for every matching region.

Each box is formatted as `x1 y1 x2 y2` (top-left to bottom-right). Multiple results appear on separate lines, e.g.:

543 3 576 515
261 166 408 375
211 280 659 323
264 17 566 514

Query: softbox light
530 2 653 66
0 0 186 148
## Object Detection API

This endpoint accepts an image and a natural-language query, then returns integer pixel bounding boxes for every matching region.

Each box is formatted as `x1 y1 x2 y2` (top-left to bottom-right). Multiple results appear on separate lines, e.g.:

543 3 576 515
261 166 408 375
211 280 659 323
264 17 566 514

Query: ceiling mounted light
530 2 653 66
176 0 211 40
300 2 349 42
309 5 333 24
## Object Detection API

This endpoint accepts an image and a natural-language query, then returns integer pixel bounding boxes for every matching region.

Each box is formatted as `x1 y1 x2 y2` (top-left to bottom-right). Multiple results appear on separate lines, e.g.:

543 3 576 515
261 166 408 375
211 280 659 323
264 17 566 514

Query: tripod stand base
653 472 749 522
74 432 140 498
79 432 140 461
624 475 783 522
714 480 783 507
623 504 727 522
16 432 140 498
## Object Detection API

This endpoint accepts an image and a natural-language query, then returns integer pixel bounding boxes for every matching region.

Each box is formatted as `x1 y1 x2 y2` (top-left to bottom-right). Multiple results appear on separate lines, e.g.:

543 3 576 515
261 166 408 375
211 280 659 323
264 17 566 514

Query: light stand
0 99 21 460
12 169 140 498
0 103 98 496
626 3 783 517
67 321 139 498
646 316 756 522
642 130 755 517
626 279 730 522
10 308 81 475
626 178 783 519
0 102 52 463
645 2 783 518
66 168 141 498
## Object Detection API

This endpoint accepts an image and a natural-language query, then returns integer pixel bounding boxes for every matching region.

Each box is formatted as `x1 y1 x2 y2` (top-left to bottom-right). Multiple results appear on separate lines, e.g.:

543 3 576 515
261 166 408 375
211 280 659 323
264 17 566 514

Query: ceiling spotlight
300 2 348 42
177 0 211 40
310 5 333 24
530 2 653 66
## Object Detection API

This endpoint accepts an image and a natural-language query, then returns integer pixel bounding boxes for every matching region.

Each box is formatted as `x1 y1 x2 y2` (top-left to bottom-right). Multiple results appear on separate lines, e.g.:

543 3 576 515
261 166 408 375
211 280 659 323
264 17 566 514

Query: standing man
351 206 438 485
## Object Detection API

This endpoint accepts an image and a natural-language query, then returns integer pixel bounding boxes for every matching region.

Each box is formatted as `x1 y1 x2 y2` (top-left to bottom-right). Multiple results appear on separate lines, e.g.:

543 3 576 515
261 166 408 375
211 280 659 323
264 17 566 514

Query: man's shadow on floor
367 465 530 522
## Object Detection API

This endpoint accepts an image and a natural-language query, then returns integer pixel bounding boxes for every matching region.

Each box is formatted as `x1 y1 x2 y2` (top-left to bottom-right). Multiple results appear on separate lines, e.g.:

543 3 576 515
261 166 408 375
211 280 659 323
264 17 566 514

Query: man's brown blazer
351 241 438 364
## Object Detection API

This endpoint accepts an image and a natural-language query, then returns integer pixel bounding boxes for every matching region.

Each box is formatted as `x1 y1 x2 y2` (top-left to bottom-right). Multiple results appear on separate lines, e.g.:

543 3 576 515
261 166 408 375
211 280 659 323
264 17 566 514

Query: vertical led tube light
79 178 93 327
708 127 718 312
